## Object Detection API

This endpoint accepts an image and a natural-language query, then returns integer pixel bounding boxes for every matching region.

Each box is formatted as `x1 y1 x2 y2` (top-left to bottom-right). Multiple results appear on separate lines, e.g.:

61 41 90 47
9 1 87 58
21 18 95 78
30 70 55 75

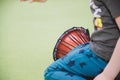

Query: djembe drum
53 27 90 61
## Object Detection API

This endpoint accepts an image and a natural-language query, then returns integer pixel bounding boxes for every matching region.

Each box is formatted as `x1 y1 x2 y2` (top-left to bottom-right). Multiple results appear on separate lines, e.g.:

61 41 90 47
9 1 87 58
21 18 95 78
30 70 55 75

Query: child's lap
48 43 107 77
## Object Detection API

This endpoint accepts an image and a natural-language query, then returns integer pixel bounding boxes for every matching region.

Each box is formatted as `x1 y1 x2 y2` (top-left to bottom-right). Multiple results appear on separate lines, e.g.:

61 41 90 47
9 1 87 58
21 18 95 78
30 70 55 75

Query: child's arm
94 16 120 80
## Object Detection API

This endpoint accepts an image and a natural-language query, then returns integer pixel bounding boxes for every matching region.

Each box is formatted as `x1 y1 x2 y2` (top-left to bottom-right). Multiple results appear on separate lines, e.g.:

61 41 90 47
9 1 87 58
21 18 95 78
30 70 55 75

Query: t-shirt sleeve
104 0 120 18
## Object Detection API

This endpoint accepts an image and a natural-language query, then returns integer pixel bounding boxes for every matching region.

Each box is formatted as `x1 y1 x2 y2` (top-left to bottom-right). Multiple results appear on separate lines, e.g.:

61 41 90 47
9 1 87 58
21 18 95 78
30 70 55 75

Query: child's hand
20 0 47 3
94 73 114 80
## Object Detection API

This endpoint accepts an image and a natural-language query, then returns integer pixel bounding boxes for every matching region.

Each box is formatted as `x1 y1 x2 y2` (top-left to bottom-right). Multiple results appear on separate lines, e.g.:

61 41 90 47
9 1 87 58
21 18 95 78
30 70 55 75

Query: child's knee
44 59 65 79
44 65 56 79
44 68 51 80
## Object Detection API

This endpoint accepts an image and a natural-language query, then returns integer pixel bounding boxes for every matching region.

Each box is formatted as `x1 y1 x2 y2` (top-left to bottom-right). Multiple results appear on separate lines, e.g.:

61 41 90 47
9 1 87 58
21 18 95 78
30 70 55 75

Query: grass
0 0 93 80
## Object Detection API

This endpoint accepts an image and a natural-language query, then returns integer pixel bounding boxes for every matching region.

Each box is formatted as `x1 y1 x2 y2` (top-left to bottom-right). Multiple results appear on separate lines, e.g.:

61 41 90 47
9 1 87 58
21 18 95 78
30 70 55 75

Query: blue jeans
44 43 107 80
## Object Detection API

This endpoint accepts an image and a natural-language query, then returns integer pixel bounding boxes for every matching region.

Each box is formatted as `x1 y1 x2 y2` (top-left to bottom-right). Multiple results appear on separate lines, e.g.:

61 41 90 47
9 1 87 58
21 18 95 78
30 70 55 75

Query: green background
0 0 93 80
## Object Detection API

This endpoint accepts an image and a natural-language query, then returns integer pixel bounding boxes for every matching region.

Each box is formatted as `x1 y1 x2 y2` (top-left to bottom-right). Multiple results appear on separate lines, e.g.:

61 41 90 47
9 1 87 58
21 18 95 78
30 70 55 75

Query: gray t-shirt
89 0 120 61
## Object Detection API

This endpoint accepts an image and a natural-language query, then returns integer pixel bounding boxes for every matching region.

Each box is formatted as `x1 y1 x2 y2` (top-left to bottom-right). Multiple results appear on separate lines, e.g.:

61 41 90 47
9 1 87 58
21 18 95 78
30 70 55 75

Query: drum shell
53 27 90 61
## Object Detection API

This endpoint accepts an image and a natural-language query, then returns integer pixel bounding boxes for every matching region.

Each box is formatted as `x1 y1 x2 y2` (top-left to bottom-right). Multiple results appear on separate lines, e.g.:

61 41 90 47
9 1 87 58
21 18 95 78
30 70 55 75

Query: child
22 0 120 80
